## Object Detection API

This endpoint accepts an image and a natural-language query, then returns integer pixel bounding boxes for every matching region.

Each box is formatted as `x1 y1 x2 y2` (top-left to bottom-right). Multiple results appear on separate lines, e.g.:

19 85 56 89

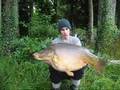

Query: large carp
33 43 105 76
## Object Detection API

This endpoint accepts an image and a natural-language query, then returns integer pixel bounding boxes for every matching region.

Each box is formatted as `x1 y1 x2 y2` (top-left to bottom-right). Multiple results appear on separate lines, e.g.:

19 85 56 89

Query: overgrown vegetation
0 56 120 90
0 13 120 90
0 0 120 90
29 13 58 39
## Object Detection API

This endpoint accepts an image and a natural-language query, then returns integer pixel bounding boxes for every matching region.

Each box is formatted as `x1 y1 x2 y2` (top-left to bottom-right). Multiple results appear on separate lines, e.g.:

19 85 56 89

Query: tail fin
95 59 106 72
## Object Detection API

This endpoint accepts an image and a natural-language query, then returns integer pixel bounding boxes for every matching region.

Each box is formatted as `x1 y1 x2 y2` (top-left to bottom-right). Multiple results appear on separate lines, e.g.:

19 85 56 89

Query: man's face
60 27 70 38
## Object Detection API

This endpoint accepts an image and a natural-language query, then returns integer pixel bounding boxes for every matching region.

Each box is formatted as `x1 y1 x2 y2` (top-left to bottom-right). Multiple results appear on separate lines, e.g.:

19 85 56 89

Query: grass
0 36 120 90
0 57 51 90
0 56 120 90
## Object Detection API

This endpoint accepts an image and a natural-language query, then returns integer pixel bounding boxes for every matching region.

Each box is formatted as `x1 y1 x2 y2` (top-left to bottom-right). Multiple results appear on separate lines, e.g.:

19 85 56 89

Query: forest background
0 0 120 90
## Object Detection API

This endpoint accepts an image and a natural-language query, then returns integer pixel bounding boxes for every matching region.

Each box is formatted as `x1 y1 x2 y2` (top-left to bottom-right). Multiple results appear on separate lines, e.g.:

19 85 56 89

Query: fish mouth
33 53 50 61
33 53 44 60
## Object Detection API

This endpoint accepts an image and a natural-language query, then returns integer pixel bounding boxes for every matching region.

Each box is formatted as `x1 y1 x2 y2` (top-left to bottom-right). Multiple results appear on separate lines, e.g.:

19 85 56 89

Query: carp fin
53 55 59 63
66 71 74 76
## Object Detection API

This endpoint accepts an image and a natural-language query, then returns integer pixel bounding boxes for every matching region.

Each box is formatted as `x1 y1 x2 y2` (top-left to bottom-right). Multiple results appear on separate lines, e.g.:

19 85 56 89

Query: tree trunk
55 0 60 17
0 0 1 56
2 0 19 56
95 0 118 54
69 0 76 34
0 0 1 36
116 0 120 29
88 0 94 46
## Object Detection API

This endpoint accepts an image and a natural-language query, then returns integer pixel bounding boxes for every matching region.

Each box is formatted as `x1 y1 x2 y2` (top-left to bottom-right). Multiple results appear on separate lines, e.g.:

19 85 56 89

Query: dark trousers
49 66 86 84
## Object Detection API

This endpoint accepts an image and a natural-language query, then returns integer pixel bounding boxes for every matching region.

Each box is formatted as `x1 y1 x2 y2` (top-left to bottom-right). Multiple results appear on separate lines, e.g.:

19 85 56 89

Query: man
49 18 85 90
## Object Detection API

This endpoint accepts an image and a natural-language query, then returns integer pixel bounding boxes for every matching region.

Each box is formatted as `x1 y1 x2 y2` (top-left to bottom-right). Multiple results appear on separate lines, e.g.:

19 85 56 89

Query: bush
104 64 120 81
29 13 58 39
114 78 120 90
79 64 120 90
91 77 114 90
0 43 120 90
11 37 52 63
0 57 50 90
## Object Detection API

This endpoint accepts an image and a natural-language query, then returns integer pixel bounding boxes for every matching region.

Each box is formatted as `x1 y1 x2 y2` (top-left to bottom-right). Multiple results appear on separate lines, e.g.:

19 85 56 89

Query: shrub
104 64 120 81
91 77 114 90
114 78 120 90
11 37 52 63
29 13 58 39
0 57 50 90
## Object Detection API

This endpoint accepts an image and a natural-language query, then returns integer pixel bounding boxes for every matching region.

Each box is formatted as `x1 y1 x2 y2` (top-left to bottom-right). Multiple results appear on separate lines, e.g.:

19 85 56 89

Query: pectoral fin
53 55 58 63
66 71 74 76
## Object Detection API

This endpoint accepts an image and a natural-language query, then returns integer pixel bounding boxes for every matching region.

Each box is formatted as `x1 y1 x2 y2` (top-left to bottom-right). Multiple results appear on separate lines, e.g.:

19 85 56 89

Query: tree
19 0 33 37
0 0 1 56
2 0 19 56
116 0 120 29
95 0 118 54
0 0 1 36
88 0 94 46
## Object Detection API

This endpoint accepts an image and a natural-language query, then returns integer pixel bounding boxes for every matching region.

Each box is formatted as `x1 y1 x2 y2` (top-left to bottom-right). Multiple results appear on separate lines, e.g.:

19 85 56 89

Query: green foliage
1 0 18 56
74 28 87 46
0 36 2 56
96 0 119 58
11 37 52 63
0 57 50 90
80 68 99 90
0 1 120 89
29 13 58 39
108 32 120 59
104 65 120 81
91 77 114 90
35 0 54 15
0 45 120 90
94 0 120 59
80 65 120 90
97 21 119 58
114 78 120 90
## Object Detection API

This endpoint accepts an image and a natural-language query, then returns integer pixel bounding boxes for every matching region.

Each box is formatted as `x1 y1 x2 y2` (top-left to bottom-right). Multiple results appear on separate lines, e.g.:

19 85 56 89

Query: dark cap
58 18 71 30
